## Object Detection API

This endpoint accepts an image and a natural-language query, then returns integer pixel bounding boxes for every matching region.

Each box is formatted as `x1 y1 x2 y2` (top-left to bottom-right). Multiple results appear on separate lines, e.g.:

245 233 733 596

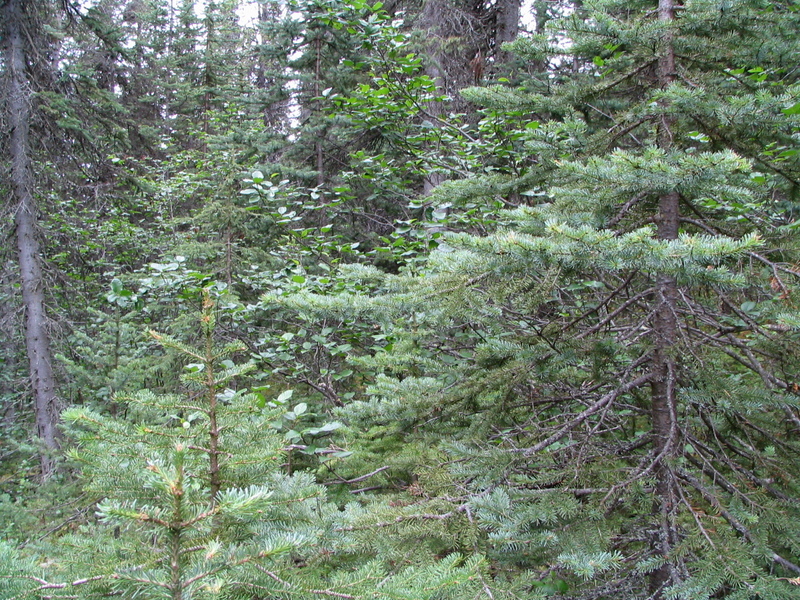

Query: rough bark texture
416 0 521 195
493 0 520 67
422 45 446 196
418 0 451 196
649 0 681 595
3 0 61 478
314 35 325 187
203 312 221 503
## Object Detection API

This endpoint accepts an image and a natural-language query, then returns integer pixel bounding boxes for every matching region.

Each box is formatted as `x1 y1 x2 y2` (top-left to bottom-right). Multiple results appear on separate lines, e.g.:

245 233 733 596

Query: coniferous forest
2 0 800 598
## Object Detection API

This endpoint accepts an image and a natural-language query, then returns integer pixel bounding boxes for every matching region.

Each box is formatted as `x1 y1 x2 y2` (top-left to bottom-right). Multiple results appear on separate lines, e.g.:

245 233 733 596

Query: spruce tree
2 285 492 600
52 289 329 599
274 0 800 598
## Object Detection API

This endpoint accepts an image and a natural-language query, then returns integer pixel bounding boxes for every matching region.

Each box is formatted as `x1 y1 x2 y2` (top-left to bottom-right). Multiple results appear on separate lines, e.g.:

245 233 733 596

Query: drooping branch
522 373 653 457
677 469 800 575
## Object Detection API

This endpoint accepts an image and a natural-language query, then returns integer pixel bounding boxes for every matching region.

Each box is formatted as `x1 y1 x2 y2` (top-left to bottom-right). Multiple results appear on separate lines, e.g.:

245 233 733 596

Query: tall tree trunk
422 46 445 196
3 0 61 478
494 0 520 68
649 0 681 595
314 35 324 187
202 0 215 147
418 0 449 195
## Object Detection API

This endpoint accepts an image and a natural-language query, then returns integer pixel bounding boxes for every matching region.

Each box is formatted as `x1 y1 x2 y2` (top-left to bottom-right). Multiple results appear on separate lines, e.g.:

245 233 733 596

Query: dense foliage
2 0 800 598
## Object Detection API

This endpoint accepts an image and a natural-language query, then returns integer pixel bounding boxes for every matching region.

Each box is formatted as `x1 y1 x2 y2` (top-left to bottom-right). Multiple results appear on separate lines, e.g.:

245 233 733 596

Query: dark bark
203 306 221 503
648 0 681 595
417 0 522 194
202 0 215 145
494 0 520 67
169 452 186 600
418 0 449 195
314 35 324 187
3 0 61 478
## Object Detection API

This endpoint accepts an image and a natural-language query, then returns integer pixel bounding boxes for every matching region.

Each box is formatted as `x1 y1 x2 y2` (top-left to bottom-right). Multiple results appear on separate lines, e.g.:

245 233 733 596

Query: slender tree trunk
204 321 221 503
224 225 233 286
528 0 550 75
314 34 324 187
419 0 447 196
202 1 215 146
169 449 186 600
4 0 61 478
649 0 681 595
649 244 681 598
422 49 445 196
256 0 281 128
